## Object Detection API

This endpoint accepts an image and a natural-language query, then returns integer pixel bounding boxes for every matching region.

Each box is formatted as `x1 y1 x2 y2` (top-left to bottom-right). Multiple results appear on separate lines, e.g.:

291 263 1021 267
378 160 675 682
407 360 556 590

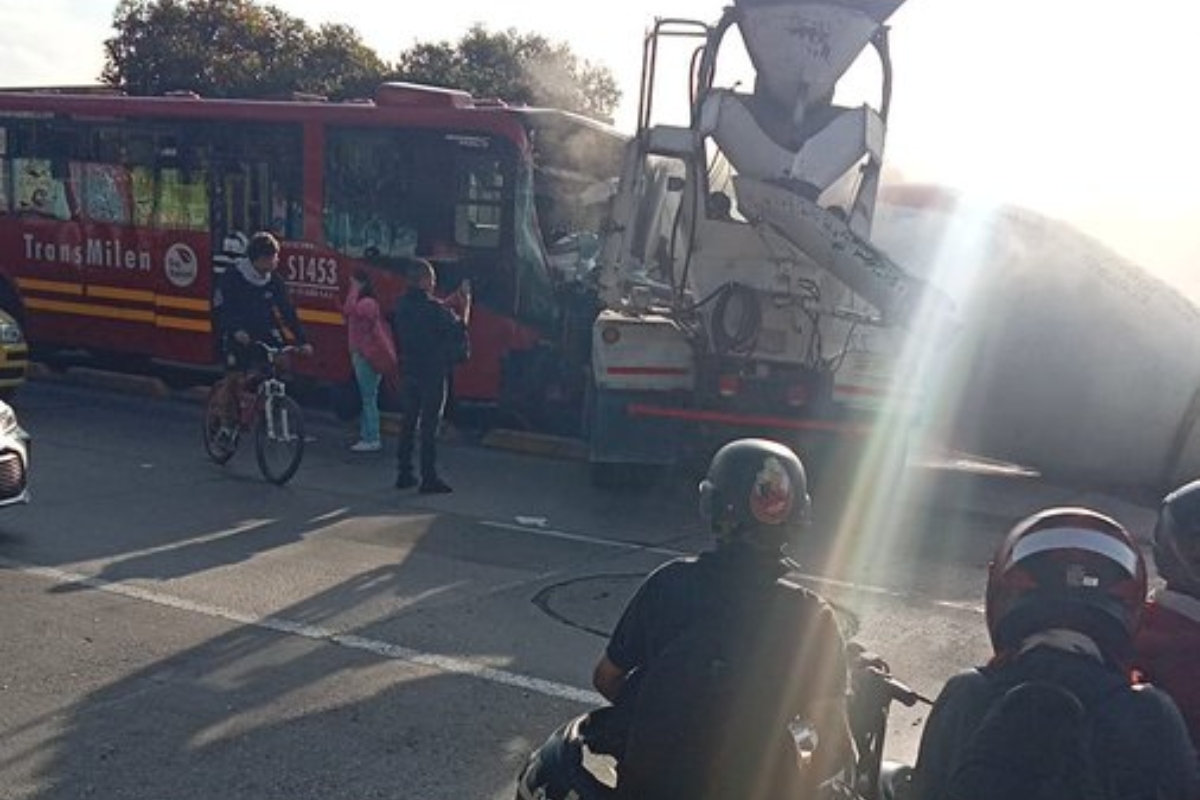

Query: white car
0 400 29 505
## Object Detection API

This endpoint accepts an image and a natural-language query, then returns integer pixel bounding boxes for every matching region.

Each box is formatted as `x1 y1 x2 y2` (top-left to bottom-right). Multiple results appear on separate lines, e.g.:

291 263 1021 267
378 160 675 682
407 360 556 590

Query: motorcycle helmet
985 507 1147 661
698 438 811 549
515 714 615 800
1154 479 1200 593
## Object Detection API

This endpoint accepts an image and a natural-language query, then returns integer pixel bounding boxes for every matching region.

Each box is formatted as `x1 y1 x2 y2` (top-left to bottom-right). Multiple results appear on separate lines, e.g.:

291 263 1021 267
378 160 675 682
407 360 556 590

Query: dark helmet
698 438 811 549
986 507 1147 660
515 714 615 800
1154 479 1200 592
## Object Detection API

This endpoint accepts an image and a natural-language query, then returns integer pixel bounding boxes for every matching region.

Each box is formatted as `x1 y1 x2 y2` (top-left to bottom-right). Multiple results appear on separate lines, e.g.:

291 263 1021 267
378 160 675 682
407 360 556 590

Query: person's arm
342 281 361 319
909 672 989 800
593 654 628 703
213 272 249 344
271 275 310 349
592 572 657 704
803 606 854 782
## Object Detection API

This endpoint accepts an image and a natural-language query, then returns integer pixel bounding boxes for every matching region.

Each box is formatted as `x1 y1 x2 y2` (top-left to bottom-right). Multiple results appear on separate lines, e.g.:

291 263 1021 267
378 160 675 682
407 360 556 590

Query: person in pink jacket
342 269 396 452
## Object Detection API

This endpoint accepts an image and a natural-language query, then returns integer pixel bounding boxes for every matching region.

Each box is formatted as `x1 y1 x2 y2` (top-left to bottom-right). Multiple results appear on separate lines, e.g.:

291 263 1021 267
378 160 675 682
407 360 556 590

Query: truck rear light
718 375 740 397
601 326 621 345
786 383 808 407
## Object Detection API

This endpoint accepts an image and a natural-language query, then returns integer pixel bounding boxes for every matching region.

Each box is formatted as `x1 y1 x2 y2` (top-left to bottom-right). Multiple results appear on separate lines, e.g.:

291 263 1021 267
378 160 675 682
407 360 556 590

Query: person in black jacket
392 258 470 494
594 439 852 800
910 507 1198 800
211 231 311 434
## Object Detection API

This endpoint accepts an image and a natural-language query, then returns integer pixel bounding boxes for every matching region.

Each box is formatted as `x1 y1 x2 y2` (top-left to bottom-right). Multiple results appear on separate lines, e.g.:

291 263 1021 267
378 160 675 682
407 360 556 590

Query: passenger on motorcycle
1135 479 1200 751
910 507 1198 800
592 438 854 800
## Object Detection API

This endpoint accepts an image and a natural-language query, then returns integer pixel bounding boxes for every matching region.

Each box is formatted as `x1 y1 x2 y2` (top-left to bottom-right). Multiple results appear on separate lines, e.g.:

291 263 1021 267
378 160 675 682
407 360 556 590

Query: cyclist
212 231 312 437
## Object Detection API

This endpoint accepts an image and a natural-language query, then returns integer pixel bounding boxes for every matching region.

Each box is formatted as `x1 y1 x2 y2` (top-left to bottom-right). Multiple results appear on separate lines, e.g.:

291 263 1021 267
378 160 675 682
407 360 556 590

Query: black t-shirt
911 646 1199 800
606 547 848 799
607 548 846 694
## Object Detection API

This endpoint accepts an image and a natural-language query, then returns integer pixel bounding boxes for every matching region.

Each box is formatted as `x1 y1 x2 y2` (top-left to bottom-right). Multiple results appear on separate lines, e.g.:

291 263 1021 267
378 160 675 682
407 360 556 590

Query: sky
1 0 1198 302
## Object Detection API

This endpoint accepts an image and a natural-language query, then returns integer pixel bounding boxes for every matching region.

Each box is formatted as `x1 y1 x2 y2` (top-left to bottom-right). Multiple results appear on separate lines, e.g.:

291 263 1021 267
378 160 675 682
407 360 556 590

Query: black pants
396 373 448 481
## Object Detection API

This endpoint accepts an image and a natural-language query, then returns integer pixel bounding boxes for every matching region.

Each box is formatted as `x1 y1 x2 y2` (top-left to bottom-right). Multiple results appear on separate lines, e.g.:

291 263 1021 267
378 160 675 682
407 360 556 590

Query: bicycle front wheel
202 382 237 464
255 395 305 485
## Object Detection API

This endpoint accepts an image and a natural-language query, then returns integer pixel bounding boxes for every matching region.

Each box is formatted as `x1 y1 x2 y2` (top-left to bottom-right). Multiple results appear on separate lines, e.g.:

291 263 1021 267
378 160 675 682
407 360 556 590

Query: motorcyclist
910 507 1198 800
1135 479 1200 750
592 438 853 800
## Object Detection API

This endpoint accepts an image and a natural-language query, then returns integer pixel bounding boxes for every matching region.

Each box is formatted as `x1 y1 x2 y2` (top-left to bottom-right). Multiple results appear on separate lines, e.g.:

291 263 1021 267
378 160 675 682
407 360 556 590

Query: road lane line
0 557 604 706
480 520 685 556
480 519 985 614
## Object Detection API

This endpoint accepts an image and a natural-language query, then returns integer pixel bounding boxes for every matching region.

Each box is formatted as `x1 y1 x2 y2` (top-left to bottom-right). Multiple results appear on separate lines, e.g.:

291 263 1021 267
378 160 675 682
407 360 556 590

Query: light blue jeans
351 352 382 444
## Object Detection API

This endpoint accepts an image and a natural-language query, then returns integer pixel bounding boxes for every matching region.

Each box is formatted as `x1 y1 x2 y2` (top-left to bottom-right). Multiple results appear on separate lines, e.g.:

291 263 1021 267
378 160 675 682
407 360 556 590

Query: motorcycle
514 644 930 800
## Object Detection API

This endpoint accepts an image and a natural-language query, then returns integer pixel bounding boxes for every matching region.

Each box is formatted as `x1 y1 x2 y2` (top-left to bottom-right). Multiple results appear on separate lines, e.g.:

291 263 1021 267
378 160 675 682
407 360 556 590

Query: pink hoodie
343 282 396 373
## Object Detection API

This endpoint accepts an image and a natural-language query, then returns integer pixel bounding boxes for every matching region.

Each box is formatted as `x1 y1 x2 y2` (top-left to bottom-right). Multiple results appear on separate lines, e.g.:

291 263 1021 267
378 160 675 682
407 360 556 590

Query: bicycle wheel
255 395 305 485
202 383 237 464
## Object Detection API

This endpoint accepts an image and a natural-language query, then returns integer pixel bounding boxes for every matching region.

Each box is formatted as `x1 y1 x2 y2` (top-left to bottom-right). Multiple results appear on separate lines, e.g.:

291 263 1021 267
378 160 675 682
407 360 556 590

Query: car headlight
0 405 17 435
0 321 23 345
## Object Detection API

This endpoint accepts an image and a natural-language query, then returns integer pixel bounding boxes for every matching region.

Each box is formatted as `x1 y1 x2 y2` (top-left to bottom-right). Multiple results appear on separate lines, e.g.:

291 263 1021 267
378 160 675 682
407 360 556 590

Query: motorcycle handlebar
859 664 932 707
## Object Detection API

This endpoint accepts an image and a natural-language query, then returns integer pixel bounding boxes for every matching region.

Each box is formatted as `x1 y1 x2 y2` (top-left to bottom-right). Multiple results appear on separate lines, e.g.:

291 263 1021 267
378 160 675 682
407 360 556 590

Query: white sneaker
350 440 382 452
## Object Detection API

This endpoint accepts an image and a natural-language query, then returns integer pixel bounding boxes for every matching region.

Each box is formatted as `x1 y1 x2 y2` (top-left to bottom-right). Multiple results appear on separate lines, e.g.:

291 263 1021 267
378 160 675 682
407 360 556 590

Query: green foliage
101 2 620 119
102 0 388 99
395 26 620 123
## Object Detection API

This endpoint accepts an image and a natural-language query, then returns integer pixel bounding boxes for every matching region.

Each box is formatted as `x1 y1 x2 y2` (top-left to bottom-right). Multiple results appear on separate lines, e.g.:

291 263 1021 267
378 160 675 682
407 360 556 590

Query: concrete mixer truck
585 0 949 486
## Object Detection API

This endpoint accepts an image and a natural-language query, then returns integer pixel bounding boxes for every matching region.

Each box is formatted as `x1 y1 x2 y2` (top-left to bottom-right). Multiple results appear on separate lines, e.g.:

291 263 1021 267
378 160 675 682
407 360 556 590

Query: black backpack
944 680 1109 800
616 599 803 800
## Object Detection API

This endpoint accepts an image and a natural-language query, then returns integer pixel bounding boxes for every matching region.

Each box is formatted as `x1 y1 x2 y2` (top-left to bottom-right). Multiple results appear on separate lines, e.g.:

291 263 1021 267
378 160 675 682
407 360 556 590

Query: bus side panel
279 241 351 383
78 225 215 364
0 218 88 347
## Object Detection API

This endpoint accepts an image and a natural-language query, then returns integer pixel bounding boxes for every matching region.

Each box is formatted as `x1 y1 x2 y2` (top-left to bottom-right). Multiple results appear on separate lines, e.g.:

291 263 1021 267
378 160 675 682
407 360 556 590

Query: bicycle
202 342 306 485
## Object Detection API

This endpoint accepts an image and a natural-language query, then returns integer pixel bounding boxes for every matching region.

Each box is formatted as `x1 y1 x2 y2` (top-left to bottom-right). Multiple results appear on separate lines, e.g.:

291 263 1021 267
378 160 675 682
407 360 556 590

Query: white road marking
0 556 604 706
0 518 981 709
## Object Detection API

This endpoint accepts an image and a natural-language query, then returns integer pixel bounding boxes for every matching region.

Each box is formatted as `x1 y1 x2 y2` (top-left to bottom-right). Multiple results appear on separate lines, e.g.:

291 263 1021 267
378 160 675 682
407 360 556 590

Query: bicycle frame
239 344 296 430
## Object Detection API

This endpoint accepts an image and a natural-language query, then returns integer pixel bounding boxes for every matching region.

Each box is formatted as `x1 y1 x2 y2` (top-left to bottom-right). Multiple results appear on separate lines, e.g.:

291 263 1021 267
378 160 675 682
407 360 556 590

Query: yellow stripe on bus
26 297 155 323
299 309 345 326
87 285 156 304
15 278 83 296
155 295 210 312
155 316 212 333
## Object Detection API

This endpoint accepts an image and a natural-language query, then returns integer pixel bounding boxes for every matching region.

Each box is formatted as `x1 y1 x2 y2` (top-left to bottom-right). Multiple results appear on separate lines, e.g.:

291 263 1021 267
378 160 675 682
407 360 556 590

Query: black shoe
395 474 418 490
419 478 453 494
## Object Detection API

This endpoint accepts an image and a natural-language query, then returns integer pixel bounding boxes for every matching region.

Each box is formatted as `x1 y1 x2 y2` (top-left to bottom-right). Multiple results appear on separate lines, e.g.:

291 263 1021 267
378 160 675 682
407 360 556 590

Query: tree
102 0 388 99
395 26 620 123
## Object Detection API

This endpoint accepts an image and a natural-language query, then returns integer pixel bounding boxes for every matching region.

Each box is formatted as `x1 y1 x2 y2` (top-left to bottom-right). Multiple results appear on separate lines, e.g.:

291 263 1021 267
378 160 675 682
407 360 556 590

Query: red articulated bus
0 82 625 424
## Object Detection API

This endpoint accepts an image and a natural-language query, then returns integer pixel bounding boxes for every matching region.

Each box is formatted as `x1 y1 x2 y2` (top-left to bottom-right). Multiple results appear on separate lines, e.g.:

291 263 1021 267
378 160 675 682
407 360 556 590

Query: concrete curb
63 366 171 399
480 428 587 461
28 362 590 462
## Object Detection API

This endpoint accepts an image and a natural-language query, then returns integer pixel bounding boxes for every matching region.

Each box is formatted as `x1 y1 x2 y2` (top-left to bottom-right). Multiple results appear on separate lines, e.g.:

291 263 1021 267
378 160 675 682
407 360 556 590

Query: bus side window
212 125 303 240
13 159 71 220
69 162 133 225
324 127 418 262
455 156 504 249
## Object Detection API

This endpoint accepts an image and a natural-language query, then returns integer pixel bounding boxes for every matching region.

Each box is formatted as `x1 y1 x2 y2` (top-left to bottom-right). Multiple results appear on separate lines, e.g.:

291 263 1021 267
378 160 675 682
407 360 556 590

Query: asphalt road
0 379 1159 799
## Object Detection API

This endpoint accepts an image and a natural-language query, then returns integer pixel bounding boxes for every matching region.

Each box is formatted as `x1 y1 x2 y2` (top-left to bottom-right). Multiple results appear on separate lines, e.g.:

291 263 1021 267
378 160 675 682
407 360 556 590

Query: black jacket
912 646 1198 800
392 288 465 380
213 261 306 346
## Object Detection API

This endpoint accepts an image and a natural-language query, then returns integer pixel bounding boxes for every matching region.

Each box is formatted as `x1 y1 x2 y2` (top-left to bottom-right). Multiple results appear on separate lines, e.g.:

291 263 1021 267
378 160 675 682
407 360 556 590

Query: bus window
0 121 72 220
455 154 504 249
210 124 303 241
323 127 420 265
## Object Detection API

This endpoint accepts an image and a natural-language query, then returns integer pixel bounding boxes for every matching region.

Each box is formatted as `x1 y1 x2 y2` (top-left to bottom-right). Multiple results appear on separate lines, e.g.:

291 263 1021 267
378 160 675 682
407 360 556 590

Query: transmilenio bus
0 82 625 420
